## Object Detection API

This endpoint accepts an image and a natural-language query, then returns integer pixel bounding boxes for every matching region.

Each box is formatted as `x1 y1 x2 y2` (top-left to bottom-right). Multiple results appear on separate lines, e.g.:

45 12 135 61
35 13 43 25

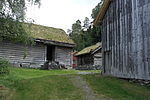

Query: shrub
0 59 10 74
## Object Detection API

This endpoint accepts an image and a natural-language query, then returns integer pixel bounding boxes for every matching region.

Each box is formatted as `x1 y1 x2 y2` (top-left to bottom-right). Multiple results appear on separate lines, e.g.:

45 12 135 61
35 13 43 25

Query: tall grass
0 59 11 74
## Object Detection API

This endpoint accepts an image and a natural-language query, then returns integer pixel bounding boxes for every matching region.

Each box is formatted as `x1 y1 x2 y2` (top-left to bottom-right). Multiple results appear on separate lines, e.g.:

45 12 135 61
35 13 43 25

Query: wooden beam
94 0 112 25
35 39 75 48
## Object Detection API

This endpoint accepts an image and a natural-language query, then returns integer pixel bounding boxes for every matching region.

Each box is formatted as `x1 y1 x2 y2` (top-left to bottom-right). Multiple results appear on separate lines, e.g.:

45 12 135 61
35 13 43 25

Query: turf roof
76 43 101 56
23 23 74 44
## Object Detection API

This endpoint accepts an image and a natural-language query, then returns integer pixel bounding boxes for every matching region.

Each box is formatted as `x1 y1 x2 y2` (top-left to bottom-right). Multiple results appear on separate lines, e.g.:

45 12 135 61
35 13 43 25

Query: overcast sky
26 0 100 32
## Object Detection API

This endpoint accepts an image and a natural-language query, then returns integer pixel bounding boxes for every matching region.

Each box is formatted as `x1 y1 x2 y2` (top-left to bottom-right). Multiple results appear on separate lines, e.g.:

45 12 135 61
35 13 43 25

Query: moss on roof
22 23 74 44
76 43 101 56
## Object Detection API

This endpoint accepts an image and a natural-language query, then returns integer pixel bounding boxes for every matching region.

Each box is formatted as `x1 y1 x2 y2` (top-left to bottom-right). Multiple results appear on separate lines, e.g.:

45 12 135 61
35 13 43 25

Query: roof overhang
75 52 90 57
75 45 102 57
35 38 76 48
94 0 112 25
91 46 102 55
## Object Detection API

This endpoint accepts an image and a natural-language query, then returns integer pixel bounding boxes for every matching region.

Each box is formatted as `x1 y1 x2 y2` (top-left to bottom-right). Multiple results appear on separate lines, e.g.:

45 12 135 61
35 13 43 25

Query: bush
0 59 10 74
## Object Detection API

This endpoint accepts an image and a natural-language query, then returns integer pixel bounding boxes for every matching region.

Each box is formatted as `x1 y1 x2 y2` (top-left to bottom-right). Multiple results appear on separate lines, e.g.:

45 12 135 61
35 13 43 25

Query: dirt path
70 75 109 100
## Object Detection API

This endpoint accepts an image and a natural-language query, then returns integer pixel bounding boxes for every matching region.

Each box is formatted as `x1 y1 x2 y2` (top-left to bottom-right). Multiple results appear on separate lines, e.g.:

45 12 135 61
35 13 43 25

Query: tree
0 0 41 44
83 17 90 31
91 1 103 19
69 20 85 51
67 29 72 35
71 20 82 35
90 1 102 44
91 25 101 43
69 1 103 51
0 0 41 20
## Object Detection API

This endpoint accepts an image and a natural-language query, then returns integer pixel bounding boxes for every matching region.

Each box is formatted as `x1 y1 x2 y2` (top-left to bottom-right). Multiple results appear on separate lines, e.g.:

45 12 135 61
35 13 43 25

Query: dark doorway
47 45 55 61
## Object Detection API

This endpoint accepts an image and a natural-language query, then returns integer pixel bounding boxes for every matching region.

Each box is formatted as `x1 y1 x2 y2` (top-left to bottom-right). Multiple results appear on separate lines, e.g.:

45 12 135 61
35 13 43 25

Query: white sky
26 0 100 32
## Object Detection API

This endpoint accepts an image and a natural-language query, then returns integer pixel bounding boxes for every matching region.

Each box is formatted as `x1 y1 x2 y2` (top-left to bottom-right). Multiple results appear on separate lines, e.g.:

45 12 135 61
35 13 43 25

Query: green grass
0 67 100 87
0 67 75 88
0 67 99 100
1 68 150 100
7 67 78 79
6 67 100 79
10 76 84 100
82 74 150 100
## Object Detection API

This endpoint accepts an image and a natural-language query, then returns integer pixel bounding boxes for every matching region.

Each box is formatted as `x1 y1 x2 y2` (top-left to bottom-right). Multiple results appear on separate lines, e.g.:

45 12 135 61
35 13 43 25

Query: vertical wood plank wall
0 42 46 68
55 46 72 66
102 0 150 80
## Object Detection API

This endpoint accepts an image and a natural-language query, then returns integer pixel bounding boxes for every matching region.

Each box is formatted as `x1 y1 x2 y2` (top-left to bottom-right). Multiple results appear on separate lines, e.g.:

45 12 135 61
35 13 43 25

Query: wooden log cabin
0 23 75 68
94 0 150 80
75 43 102 67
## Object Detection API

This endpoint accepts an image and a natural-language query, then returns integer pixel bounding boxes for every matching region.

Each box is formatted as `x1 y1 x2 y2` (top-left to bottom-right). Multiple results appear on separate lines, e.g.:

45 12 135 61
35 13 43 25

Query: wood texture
0 42 73 68
76 51 102 66
102 0 150 80
55 46 72 66
94 51 102 66
0 42 46 68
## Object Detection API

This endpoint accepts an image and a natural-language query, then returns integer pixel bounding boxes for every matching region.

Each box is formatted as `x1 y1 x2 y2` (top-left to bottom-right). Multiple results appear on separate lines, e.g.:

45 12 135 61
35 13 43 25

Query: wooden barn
94 0 150 80
75 43 102 67
0 23 75 68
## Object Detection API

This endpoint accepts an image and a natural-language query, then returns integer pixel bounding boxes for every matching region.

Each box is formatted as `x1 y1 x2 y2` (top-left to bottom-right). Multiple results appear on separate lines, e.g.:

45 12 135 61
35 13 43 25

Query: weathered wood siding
0 42 46 68
76 54 94 66
94 52 102 66
76 52 102 66
55 46 72 66
102 0 150 80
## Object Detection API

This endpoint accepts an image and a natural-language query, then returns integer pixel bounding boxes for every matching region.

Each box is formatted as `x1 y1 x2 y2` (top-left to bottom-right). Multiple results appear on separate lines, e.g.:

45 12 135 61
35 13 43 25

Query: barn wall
0 41 46 68
55 46 72 66
102 0 150 80
94 52 102 66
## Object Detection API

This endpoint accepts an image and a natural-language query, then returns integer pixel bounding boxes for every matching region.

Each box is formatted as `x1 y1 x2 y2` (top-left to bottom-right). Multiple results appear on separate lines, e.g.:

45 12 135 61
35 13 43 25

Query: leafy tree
69 20 85 51
91 1 103 19
70 20 82 36
0 0 41 44
0 18 34 44
0 0 41 20
70 1 103 51
90 1 102 45
91 25 101 43
83 17 90 31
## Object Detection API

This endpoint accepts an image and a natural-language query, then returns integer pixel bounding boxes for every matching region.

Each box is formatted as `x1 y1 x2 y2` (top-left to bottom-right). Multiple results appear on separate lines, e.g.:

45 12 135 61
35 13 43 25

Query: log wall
0 42 46 68
94 52 102 66
102 0 150 80
55 46 72 66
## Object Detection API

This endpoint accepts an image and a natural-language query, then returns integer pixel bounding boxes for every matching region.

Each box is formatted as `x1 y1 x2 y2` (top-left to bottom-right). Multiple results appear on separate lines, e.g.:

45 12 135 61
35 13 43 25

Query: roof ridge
24 22 64 31
75 43 101 56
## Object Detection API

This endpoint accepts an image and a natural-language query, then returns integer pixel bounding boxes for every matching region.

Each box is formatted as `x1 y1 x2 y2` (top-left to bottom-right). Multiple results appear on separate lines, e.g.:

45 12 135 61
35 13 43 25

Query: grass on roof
23 23 74 44
76 43 101 56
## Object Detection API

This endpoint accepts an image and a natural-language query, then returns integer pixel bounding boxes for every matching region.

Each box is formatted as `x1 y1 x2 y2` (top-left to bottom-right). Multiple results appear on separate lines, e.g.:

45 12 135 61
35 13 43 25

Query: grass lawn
8 76 85 100
0 67 150 100
82 74 150 100
0 67 99 100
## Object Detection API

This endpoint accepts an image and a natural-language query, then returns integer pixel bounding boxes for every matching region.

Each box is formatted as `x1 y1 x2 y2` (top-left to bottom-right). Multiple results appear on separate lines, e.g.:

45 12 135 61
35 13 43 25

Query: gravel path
78 72 97 75
70 75 109 100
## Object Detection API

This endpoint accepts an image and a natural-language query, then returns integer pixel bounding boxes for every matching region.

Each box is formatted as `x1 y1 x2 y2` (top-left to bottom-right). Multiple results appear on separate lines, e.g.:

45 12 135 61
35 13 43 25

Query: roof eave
94 0 112 26
35 38 76 48
91 46 102 55
75 52 91 57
